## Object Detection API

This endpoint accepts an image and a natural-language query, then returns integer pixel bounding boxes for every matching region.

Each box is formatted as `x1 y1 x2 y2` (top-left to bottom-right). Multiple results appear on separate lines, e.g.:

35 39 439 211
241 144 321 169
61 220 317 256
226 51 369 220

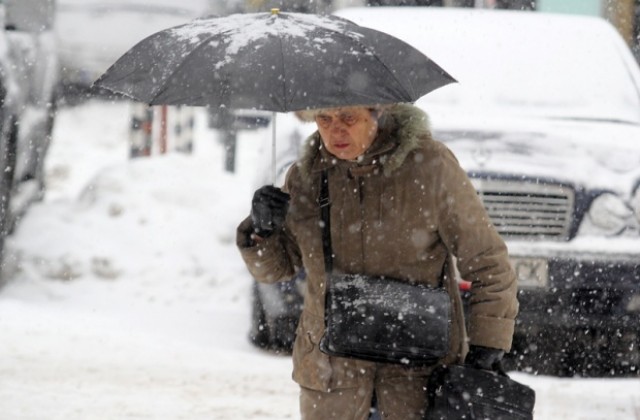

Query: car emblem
471 143 492 168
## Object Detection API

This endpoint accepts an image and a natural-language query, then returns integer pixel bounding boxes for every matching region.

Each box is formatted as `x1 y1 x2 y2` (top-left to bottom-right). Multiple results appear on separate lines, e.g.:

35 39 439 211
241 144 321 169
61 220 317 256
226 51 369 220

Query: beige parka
237 103 518 392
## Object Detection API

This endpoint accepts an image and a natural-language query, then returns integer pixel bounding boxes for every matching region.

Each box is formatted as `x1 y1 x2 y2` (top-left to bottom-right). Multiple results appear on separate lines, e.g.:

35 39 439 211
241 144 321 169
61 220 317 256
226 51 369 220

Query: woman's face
315 107 378 161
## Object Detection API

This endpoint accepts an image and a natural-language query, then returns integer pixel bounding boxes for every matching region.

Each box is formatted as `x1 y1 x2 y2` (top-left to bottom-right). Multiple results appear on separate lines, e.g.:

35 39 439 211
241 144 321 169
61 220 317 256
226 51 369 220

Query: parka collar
297 103 433 180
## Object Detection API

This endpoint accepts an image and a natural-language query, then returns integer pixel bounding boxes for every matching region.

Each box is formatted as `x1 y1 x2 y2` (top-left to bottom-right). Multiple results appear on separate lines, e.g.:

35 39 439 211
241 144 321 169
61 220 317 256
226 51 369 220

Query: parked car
0 0 60 264
248 7 640 377
55 0 214 95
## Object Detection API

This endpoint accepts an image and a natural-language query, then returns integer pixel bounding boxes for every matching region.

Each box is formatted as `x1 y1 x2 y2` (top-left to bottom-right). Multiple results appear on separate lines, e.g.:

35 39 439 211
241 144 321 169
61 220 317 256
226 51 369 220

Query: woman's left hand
465 345 505 372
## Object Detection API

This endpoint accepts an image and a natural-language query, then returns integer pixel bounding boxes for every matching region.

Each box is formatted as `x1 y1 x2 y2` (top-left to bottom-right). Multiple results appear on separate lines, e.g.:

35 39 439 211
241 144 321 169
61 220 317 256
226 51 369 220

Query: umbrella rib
150 29 239 104
274 30 290 111
325 29 415 102
360 40 415 100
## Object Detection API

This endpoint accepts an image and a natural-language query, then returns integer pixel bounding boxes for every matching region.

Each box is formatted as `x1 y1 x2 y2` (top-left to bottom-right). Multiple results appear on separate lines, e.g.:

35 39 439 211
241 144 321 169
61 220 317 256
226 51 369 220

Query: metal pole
129 103 153 158
224 129 237 173
218 107 237 173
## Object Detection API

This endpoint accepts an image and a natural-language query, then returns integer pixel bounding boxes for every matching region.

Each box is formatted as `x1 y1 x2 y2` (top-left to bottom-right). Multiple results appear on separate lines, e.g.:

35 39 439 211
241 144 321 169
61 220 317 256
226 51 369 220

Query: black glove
250 185 290 238
465 345 505 372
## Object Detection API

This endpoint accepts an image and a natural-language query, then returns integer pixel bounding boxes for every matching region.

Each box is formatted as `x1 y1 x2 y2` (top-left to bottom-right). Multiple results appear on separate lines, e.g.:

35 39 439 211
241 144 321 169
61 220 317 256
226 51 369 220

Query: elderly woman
237 103 518 420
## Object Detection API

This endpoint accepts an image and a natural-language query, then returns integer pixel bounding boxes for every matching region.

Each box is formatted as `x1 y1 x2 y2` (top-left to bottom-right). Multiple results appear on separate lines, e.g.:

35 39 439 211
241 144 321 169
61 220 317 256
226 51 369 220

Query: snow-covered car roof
335 7 640 125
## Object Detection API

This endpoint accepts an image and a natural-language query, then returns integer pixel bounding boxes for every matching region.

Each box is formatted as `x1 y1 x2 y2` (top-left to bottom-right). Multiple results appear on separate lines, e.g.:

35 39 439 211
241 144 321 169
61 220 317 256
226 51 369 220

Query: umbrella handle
272 112 277 185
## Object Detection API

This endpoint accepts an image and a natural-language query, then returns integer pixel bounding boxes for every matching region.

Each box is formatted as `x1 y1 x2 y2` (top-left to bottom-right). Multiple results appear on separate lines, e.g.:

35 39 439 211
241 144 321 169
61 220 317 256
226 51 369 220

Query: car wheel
249 282 273 349
271 315 297 353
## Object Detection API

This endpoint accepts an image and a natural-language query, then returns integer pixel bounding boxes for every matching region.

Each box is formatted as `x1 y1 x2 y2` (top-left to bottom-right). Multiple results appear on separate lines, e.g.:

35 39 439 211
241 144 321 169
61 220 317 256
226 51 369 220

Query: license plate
509 257 548 288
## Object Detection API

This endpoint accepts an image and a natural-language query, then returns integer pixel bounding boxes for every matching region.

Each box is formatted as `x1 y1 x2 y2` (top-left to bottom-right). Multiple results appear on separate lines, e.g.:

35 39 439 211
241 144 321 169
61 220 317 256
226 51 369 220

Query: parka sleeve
236 167 303 284
433 145 519 351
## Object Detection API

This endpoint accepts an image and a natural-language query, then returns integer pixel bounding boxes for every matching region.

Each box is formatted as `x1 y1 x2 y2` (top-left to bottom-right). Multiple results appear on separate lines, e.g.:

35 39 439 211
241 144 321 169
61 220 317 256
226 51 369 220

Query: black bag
320 273 451 364
426 364 536 420
316 170 451 365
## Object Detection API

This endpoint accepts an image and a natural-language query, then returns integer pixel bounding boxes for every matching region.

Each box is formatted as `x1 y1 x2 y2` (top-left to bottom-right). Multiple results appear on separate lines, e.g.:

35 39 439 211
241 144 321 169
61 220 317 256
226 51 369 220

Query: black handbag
316 170 452 365
426 364 536 420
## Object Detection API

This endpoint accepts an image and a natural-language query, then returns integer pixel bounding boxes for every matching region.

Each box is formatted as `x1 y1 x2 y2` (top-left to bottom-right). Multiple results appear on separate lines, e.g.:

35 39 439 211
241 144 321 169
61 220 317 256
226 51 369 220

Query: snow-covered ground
0 99 639 419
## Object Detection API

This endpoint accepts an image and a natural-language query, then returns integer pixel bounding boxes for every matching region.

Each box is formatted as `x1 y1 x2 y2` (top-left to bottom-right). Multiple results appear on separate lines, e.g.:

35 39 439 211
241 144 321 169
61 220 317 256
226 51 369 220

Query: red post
159 105 168 154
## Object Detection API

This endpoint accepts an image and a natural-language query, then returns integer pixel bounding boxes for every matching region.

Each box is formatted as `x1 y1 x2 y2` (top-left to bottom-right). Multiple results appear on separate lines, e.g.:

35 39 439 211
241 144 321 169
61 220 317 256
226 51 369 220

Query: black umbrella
94 10 455 180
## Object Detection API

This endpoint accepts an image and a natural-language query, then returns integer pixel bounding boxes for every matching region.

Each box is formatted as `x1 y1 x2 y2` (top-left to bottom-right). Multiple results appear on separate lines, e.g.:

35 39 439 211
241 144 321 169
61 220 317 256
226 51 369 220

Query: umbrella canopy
94 11 456 112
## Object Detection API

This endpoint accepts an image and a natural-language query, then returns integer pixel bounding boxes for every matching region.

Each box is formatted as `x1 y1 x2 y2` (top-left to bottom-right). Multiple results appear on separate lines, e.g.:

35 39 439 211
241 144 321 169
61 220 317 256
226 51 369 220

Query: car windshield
337 9 640 124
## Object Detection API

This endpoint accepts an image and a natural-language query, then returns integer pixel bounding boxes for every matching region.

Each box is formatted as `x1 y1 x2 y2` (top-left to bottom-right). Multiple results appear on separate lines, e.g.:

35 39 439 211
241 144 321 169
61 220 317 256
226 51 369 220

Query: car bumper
508 238 640 326
502 239 640 376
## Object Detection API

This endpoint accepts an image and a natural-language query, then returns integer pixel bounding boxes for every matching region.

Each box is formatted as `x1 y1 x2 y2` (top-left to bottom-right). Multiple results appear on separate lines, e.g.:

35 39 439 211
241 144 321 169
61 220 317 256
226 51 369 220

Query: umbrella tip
271 8 280 15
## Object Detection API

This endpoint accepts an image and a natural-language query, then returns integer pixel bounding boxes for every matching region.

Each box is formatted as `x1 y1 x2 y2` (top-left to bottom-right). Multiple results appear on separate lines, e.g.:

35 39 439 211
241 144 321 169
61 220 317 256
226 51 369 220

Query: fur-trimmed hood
296 103 434 178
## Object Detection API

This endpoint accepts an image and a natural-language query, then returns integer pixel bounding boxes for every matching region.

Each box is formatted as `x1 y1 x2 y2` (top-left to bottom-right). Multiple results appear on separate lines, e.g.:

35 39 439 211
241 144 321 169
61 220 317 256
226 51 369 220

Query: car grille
471 179 574 239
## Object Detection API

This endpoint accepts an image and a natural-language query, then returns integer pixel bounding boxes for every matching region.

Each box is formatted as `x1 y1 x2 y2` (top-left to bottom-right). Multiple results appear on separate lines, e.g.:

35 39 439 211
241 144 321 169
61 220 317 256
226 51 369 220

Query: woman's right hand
250 185 290 238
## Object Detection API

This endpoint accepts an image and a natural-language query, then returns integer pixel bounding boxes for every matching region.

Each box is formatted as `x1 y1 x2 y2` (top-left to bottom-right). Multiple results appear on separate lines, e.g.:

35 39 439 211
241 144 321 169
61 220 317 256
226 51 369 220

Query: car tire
271 315 297 352
248 282 298 354
249 282 273 349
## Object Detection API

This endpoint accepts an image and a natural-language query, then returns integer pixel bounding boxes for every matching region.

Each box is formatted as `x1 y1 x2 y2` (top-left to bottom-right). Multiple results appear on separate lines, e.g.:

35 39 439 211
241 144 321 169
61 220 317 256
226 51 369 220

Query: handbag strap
318 169 446 289
319 170 333 274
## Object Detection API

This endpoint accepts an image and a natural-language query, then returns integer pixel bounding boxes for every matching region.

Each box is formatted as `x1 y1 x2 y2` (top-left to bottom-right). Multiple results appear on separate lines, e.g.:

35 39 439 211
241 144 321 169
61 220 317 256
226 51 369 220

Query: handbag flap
322 273 451 365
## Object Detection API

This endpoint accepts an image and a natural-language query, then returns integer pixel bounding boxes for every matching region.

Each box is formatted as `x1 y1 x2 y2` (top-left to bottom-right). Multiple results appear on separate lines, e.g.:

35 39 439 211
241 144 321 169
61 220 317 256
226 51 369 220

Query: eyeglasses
315 110 363 129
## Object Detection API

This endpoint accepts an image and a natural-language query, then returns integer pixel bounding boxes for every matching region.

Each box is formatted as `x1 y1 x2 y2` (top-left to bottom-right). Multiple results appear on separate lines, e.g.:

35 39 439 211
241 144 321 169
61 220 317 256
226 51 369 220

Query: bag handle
318 169 447 289
319 170 333 274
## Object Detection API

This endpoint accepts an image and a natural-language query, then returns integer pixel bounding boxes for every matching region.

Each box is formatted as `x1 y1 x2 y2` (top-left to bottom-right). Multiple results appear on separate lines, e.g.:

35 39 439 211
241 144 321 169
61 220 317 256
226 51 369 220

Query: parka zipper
358 176 365 205
358 176 366 269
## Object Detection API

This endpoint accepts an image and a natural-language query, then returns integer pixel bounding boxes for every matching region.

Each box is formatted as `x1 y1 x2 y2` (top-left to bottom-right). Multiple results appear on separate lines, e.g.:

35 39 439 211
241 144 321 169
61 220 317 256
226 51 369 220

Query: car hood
430 114 640 196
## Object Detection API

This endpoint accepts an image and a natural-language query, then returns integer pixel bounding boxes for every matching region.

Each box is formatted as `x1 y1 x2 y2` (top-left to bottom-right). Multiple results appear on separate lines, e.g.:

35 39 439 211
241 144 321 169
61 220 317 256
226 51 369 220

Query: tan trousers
299 365 432 420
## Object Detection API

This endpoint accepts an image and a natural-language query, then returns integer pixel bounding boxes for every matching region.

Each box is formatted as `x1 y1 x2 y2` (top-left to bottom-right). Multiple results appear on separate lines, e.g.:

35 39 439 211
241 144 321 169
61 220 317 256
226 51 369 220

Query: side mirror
4 0 55 32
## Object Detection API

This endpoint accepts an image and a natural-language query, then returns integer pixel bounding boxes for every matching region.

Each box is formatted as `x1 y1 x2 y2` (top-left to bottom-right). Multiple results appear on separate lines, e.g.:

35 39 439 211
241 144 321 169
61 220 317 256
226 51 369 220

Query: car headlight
580 192 635 236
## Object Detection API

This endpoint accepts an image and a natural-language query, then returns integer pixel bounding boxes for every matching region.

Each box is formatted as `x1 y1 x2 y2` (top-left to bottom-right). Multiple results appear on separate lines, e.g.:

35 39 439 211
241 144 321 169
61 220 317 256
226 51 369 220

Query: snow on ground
0 99 639 419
